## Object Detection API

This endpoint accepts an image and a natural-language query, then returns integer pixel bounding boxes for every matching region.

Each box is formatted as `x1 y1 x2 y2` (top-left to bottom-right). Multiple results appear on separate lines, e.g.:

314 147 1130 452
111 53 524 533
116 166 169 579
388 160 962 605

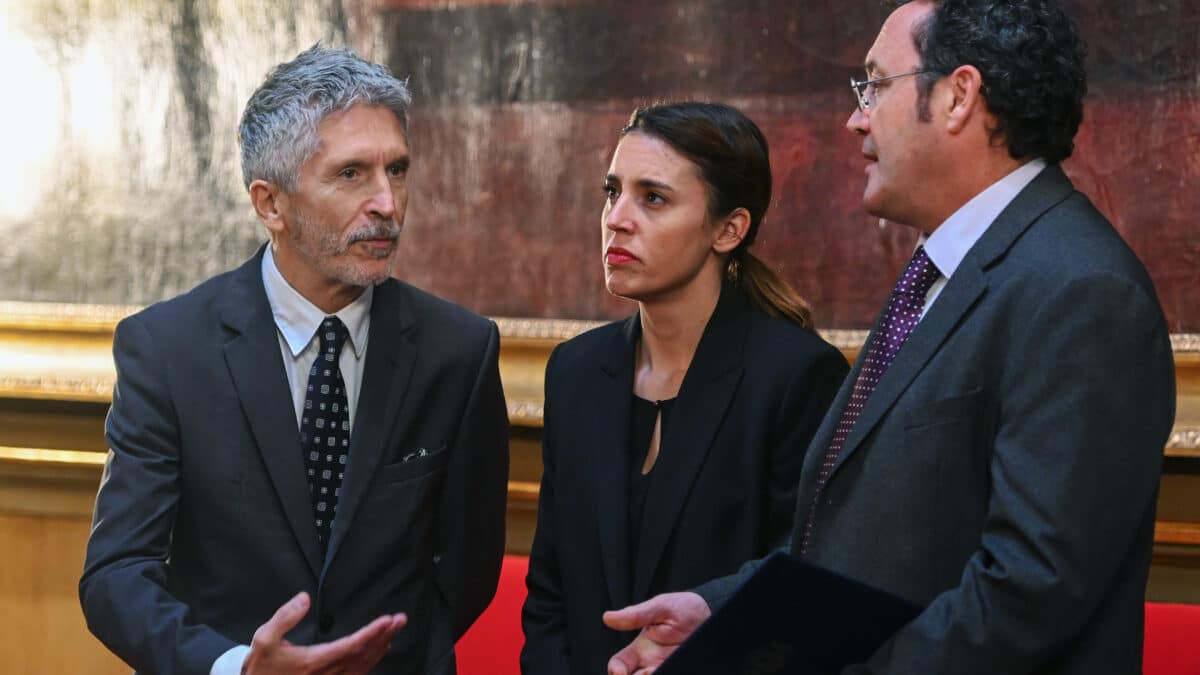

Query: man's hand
604 591 711 675
242 592 406 675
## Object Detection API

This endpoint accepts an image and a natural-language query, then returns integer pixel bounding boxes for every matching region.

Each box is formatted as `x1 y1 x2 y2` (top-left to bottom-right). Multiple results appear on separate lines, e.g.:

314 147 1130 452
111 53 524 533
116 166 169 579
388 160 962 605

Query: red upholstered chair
456 555 530 675
1144 601 1200 675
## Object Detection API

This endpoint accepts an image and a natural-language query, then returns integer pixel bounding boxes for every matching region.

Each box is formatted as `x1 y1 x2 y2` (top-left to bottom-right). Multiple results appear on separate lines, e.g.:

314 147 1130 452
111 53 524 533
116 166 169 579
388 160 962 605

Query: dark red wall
380 0 1200 330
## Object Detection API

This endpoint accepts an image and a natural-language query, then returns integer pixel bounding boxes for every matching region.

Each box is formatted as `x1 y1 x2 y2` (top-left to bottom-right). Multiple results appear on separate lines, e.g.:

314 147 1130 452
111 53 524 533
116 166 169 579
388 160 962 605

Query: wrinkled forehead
306 104 410 166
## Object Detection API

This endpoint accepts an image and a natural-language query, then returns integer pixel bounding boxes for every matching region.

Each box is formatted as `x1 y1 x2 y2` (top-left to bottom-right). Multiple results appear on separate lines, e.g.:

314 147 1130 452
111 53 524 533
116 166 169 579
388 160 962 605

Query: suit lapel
221 248 323 577
632 287 747 601
793 349 859 521
323 280 418 574
829 266 987 478
827 164 1075 481
591 317 636 609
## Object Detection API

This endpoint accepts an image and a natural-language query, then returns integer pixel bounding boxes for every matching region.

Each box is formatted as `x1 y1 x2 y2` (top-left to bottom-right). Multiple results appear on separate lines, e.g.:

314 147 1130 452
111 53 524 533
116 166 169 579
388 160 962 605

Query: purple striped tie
800 246 941 554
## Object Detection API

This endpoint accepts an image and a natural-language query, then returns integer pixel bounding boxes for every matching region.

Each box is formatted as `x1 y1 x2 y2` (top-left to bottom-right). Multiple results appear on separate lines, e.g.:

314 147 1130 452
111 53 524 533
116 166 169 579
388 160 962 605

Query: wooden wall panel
0 512 126 674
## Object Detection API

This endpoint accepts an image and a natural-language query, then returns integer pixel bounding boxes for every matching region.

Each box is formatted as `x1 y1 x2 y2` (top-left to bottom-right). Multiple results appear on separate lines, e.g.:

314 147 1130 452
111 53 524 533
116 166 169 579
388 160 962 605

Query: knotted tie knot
893 245 940 300
315 316 349 367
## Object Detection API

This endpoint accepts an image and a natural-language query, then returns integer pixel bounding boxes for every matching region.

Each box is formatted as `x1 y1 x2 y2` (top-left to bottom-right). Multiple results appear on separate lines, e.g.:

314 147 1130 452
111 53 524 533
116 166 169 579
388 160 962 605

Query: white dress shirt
919 158 1047 317
210 245 373 675
261 245 372 429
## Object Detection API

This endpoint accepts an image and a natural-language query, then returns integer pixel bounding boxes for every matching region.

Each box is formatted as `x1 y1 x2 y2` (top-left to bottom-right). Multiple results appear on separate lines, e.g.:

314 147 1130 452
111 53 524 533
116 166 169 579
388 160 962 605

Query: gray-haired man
80 45 509 675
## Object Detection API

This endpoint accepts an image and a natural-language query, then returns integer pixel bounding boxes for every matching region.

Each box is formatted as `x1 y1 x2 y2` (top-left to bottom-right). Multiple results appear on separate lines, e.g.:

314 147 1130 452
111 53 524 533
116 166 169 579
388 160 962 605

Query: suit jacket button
319 613 334 633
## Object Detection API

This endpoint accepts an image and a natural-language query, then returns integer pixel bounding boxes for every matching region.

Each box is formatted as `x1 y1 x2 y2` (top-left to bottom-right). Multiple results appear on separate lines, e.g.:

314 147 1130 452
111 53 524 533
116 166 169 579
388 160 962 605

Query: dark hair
621 102 813 328
889 0 1087 163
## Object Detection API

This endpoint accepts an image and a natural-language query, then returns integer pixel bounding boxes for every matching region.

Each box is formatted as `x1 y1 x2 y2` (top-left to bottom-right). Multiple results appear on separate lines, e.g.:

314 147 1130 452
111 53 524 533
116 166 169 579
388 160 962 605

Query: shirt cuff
210 644 251 675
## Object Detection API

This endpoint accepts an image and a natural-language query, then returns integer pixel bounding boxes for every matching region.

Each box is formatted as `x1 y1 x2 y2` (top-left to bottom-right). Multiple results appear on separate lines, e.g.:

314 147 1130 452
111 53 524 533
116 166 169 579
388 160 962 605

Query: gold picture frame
0 300 1196 564
0 301 1195 446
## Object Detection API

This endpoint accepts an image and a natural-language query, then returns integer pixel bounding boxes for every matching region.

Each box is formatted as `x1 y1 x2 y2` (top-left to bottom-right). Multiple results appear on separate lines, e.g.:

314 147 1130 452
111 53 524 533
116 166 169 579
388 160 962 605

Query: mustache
346 220 401 244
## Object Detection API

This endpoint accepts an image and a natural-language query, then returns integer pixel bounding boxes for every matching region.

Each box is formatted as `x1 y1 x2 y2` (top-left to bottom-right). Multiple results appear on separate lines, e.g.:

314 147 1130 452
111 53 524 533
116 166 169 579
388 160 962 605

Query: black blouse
628 395 676 575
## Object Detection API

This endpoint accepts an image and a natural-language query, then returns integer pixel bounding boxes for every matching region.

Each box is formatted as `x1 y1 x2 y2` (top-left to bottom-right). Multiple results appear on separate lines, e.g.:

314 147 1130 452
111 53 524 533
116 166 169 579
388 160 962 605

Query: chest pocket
904 388 984 430
376 444 450 484
902 388 993 579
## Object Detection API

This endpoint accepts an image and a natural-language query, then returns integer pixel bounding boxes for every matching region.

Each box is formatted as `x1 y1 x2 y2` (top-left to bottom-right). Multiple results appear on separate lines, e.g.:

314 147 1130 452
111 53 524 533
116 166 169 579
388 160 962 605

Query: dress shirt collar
261 245 372 359
920 158 1047 279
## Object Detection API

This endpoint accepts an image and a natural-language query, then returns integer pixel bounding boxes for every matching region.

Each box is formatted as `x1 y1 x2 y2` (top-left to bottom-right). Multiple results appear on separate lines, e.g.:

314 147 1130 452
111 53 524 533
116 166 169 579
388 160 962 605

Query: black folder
656 552 922 675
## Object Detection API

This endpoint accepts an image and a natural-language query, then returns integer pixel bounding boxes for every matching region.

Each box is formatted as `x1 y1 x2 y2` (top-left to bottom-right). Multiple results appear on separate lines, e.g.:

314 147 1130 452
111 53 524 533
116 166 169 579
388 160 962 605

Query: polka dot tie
800 246 941 554
300 316 351 553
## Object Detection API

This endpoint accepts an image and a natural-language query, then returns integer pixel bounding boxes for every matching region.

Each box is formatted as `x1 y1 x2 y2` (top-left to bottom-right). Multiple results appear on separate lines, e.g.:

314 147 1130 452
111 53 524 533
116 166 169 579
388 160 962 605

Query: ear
712 207 751 255
944 64 986 134
249 179 289 237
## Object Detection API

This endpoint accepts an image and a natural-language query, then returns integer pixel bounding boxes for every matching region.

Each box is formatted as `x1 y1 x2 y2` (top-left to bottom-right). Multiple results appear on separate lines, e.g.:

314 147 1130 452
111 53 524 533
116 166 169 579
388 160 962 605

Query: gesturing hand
242 592 406 675
604 591 711 675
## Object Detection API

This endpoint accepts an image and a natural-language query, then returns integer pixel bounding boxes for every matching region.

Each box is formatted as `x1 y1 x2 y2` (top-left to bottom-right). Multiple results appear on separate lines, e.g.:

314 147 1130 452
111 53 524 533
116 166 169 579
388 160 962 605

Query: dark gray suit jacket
697 165 1176 674
80 248 509 675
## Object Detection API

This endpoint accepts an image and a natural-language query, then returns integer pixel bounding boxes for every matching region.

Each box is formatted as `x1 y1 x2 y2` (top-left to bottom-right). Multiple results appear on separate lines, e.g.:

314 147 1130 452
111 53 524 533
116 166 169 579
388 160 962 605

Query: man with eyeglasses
604 1 1175 673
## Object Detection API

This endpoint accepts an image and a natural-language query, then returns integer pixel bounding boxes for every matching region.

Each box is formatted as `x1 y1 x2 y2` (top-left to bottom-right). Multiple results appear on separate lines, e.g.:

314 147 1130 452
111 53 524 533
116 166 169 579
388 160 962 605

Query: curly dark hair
886 0 1087 163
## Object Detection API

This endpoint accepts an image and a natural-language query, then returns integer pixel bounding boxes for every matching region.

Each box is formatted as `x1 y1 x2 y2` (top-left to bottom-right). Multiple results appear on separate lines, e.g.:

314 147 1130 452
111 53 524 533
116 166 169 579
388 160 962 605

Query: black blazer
521 285 848 674
697 165 1176 674
80 247 510 675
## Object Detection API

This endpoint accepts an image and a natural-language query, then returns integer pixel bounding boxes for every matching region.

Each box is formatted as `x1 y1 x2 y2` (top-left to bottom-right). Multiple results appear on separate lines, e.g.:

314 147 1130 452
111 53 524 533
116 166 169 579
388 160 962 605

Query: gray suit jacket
80 248 509 675
697 165 1176 674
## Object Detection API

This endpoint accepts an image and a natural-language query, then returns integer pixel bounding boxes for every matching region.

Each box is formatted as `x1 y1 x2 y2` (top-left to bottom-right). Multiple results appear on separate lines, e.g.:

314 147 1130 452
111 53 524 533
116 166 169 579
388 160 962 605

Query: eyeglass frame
850 69 937 112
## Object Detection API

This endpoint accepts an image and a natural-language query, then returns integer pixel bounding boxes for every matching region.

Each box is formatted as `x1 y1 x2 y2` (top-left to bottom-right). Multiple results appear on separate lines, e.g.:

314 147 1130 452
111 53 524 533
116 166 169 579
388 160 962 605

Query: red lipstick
605 246 638 266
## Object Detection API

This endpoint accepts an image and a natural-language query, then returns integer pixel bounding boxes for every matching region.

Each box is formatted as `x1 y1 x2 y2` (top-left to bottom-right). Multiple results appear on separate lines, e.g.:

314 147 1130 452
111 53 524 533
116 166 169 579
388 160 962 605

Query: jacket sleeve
433 320 510 639
765 342 849 550
694 338 848 613
520 345 573 673
848 273 1175 674
79 314 238 675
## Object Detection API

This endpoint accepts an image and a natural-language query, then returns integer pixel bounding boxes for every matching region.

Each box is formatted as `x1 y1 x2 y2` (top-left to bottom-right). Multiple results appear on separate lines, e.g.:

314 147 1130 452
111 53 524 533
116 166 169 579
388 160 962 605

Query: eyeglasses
850 70 935 112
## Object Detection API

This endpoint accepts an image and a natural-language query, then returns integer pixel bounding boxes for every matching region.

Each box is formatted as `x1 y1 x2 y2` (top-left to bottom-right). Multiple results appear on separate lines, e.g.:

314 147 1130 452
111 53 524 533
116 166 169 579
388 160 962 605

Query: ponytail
729 252 813 329
621 102 811 327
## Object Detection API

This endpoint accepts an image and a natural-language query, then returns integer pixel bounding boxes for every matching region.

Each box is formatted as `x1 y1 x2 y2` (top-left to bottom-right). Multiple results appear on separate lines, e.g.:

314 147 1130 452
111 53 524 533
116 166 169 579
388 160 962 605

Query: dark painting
383 0 1200 330
1 0 1195 331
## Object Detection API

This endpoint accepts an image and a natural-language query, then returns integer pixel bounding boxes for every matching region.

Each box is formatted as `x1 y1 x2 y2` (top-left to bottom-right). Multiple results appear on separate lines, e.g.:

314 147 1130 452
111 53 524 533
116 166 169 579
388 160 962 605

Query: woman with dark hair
520 102 849 674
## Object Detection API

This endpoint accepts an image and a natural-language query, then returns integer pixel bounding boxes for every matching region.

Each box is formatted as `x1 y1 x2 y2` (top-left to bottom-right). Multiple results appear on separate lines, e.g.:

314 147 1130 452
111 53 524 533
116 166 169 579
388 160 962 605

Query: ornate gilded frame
0 301 1197 554
0 301 1196 446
